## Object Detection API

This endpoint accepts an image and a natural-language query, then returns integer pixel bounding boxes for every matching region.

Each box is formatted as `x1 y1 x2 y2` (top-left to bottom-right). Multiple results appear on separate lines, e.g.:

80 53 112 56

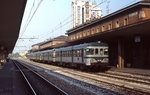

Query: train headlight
96 59 102 62
103 58 108 63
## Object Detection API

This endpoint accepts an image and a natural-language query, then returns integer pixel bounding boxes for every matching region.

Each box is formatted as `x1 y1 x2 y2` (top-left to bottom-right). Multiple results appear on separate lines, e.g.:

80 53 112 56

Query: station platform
0 61 13 94
109 67 150 76
0 60 26 94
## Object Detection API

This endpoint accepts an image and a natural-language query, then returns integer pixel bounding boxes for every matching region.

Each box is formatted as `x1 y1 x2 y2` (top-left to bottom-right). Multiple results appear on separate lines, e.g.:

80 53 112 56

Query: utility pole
106 1 110 15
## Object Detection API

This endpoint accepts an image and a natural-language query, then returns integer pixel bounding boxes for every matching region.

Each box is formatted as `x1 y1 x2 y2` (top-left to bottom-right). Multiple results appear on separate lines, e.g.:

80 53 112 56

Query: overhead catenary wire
19 0 36 38
40 0 140 41
14 0 141 53
20 0 44 38
121 0 139 8
39 14 73 40
14 0 44 53
39 0 107 40
21 0 107 42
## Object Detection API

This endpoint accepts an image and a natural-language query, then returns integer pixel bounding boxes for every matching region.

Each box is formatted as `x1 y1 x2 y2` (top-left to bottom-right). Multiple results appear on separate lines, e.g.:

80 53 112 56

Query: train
27 43 109 70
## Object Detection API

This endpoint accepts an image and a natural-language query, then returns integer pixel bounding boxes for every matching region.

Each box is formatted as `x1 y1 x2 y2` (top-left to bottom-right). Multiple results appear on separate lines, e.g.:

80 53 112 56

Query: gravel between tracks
17 59 143 95
20 61 118 95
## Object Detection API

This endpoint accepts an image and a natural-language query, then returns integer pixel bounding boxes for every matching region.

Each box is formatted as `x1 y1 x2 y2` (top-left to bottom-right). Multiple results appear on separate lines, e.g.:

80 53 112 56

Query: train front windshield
86 48 94 55
85 47 108 56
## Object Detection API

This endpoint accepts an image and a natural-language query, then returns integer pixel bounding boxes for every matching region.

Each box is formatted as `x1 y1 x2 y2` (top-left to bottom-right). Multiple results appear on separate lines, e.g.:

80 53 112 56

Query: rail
13 60 68 95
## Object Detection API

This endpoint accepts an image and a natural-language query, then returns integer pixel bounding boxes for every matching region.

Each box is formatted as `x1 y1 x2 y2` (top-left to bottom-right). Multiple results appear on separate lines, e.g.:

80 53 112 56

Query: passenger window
95 48 98 55
73 50 77 57
100 48 103 55
104 48 108 55
78 50 82 57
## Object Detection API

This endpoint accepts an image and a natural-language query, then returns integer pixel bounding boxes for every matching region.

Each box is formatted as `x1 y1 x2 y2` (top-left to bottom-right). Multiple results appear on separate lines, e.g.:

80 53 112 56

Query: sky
13 0 141 53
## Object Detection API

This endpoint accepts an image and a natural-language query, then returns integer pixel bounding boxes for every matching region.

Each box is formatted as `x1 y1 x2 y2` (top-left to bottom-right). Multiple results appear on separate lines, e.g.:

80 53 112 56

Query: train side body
27 43 109 68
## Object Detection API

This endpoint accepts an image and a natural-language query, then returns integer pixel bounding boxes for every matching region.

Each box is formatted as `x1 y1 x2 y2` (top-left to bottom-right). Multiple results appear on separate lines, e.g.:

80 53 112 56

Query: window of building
80 33 82 38
93 28 96 34
83 31 86 37
77 6 80 10
102 26 105 31
96 27 99 33
139 11 146 18
74 35 76 40
87 31 90 35
124 18 128 26
116 21 119 28
108 24 112 30
91 29 94 34
76 34 79 39
70 36 73 40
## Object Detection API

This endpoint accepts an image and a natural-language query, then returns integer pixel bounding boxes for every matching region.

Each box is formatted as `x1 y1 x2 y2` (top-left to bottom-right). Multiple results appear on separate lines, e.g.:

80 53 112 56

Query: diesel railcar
27 43 109 69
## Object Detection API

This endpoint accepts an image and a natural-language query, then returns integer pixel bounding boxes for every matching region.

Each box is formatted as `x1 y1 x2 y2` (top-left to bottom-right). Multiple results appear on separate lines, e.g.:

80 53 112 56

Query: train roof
40 49 54 53
31 49 54 54
73 43 108 49
55 43 108 51
30 43 108 53
55 46 73 51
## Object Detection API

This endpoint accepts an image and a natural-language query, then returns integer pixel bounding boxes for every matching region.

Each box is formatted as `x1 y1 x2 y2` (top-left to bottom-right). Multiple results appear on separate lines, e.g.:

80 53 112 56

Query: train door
82 48 84 63
60 51 62 64
72 50 73 63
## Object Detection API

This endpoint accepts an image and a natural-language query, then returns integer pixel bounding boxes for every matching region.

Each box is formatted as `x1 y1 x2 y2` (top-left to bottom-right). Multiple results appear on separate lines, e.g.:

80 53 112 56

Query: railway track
95 72 150 85
12 60 68 95
58 69 150 95
106 70 150 81
36 64 150 95
18 59 150 95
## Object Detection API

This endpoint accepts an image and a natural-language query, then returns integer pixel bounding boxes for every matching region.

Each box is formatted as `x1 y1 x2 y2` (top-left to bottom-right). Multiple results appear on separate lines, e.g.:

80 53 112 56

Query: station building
66 1 150 69
31 35 67 52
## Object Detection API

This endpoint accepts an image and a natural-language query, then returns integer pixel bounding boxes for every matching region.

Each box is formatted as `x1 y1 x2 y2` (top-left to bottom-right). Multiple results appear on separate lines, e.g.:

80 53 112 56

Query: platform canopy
0 0 27 53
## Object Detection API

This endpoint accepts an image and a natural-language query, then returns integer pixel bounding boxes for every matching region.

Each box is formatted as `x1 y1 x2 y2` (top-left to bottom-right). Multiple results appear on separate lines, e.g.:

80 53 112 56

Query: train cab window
86 48 94 55
104 48 108 55
100 48 103 55
95 48 98 55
